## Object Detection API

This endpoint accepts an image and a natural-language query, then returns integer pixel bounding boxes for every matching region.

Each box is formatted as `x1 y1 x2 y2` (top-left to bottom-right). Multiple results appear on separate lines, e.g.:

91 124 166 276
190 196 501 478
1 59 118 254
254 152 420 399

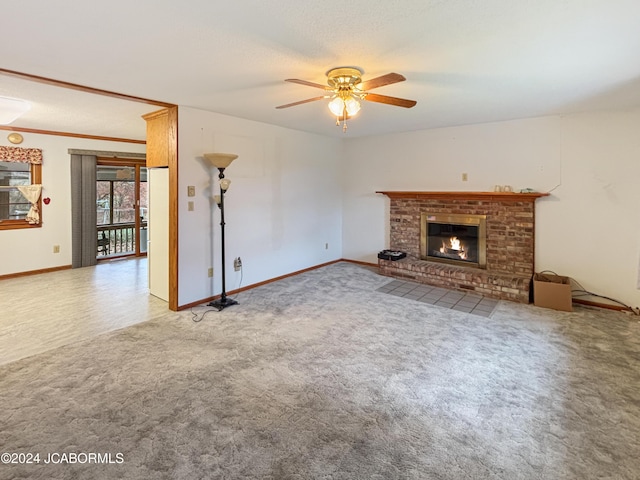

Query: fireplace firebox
420 213 487 269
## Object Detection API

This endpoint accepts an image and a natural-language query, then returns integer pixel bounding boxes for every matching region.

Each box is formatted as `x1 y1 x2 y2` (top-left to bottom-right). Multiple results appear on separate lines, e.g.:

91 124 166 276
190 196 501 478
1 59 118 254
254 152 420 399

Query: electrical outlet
187 186 196 197
53 245 60 253
233 257 242 271
462 173 468 181
325 243 329 250
208 267 213 277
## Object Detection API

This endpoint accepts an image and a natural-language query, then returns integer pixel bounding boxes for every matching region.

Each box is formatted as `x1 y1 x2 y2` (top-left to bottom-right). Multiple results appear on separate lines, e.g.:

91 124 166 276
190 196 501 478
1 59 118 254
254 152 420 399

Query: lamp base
207 297 238 311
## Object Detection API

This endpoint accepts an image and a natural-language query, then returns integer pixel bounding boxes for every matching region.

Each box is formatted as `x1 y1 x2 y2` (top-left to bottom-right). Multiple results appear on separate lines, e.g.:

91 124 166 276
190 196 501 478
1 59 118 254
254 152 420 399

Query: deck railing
97 222 147 257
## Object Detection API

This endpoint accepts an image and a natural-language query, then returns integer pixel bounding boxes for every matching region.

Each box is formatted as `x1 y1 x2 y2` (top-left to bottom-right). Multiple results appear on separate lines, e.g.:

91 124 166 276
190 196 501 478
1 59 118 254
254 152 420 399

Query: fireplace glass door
421 213 487 268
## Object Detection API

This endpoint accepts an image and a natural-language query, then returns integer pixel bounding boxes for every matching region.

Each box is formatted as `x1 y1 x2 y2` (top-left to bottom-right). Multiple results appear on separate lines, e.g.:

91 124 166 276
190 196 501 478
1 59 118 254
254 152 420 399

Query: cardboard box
533 273 573 312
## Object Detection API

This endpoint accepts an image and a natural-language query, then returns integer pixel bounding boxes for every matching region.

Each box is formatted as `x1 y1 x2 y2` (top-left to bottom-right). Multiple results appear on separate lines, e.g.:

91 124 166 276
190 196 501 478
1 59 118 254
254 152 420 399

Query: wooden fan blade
285 79 328 90
359 72 406 91
275 96 326 109
364 93 417 108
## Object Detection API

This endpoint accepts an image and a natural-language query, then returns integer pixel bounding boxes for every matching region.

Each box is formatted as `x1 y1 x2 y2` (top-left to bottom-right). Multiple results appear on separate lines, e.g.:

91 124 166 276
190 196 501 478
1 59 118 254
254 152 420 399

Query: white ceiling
2 0 640 141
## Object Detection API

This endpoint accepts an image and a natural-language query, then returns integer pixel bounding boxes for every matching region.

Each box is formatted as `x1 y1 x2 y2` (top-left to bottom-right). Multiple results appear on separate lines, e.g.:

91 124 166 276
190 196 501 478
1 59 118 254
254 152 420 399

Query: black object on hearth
378 250 407 261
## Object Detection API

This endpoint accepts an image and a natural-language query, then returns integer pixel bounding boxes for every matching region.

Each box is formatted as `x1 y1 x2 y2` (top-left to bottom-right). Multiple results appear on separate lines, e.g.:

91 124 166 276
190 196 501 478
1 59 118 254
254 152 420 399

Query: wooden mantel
376 191 549 202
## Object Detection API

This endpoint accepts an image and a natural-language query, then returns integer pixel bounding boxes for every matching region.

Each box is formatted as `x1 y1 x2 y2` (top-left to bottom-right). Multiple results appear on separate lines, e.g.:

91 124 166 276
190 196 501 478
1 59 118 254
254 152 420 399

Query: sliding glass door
96 160 147 259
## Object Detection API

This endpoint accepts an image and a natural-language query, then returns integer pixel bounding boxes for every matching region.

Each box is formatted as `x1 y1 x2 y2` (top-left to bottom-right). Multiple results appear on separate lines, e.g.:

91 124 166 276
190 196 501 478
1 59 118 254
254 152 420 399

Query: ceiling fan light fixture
328 97 345 116
328 95 360 117
277 66 416 133
345 97 361 116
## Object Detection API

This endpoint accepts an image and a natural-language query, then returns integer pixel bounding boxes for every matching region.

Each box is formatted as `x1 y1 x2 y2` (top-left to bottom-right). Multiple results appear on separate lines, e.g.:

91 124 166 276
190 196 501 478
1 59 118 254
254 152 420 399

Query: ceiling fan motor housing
326 67 363 90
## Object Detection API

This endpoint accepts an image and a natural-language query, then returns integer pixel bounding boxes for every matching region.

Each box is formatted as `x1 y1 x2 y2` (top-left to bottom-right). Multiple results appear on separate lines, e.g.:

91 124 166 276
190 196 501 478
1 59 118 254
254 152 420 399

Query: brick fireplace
377 191 549 303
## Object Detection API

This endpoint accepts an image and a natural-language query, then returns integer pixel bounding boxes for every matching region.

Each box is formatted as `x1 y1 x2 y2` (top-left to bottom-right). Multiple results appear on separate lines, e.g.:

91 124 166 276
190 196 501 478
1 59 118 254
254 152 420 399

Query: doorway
96 158 148 260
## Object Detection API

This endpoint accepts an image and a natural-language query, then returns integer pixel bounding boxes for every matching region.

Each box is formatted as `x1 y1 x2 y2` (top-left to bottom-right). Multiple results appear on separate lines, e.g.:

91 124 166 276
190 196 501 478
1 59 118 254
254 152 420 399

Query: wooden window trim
0 163 42 230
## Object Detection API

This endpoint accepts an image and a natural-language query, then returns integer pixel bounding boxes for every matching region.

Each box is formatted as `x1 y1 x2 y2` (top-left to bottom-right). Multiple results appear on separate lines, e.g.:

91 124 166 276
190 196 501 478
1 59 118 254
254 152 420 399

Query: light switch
188 201 194 211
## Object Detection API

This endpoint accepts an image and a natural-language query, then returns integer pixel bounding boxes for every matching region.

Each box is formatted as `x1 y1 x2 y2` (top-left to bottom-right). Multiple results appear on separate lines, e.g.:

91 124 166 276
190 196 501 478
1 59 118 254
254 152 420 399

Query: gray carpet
1 262 639 479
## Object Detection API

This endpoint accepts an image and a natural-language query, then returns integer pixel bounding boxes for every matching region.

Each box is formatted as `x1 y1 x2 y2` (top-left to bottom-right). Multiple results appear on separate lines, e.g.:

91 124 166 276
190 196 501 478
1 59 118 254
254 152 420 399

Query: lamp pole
203 153 239 311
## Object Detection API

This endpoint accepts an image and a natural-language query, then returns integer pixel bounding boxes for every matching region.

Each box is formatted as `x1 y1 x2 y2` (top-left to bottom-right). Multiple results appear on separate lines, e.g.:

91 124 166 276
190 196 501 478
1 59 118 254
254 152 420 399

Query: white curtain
16 184 42 224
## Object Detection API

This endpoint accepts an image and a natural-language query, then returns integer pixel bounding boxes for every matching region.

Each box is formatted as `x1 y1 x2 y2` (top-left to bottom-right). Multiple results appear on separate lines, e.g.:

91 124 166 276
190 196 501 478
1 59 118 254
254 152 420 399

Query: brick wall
378 192 545 303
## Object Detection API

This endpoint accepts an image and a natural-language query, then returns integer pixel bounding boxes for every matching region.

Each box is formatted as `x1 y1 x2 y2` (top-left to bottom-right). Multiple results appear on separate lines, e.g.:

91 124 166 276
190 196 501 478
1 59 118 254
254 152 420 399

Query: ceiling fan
276 67 417 132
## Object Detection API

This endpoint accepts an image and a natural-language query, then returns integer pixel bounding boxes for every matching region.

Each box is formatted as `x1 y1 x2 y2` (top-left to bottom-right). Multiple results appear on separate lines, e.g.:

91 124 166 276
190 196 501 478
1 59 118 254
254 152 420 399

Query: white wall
342 116 562 261
536 110 640 309
342 112 640 309
177 107 343 307
0 133 145 276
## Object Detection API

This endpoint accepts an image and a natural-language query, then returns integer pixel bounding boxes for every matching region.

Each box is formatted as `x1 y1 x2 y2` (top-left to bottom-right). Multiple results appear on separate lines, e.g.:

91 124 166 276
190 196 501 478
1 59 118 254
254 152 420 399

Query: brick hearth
377 191 549 303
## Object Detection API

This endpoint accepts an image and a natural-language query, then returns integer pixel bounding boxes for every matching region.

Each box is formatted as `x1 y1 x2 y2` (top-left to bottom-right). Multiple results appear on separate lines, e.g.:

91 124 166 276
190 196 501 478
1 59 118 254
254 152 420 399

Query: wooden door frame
2 69 179 311
166 106 179 311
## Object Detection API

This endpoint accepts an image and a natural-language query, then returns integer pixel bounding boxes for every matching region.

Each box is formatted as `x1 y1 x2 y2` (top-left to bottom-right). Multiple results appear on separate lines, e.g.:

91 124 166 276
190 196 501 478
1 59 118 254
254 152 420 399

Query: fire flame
440 236 467 260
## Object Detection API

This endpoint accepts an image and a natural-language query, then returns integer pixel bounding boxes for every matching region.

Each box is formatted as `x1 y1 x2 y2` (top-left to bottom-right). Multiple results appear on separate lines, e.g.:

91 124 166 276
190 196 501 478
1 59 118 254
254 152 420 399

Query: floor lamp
203 153 238 311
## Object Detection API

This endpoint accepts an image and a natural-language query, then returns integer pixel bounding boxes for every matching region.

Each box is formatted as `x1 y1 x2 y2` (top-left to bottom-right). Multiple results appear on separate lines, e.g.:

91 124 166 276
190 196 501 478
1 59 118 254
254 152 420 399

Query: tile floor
377 279 499 317
0 257 172 366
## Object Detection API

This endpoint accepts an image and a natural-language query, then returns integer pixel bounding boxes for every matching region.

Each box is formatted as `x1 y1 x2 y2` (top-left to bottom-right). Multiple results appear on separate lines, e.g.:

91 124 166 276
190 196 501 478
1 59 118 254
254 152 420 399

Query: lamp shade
203 153 238 169
219 179 231 192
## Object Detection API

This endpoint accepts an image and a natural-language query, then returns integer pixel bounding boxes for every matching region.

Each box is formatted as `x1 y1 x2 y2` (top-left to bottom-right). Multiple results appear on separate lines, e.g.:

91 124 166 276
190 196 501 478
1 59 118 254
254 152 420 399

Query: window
0 146 43 230
96 165 147 226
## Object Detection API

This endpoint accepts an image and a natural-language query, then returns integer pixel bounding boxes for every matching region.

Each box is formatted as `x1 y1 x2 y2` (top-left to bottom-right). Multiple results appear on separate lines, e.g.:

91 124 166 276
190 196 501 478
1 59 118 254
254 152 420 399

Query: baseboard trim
340 258 378 268
0 264 72 280
572 298 632 313
178 259 346 311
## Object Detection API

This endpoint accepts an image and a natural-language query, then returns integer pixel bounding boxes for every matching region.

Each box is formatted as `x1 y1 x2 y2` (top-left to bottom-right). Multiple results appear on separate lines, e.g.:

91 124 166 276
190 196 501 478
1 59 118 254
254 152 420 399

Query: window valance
0 145 43 164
